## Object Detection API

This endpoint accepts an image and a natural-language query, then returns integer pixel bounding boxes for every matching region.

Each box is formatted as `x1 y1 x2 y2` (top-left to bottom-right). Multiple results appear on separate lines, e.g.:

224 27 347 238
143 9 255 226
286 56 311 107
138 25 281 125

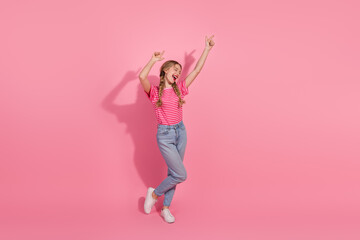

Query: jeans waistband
158 120 184 129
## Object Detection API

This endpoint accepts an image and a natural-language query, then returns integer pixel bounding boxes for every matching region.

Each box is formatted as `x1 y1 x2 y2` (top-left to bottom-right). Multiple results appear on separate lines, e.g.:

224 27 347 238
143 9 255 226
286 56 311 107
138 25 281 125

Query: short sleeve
178 80 189 96
144 84 157 101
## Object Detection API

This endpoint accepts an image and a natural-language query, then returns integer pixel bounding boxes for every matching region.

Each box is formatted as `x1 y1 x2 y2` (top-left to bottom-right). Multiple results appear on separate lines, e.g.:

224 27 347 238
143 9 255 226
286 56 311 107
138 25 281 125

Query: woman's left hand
205 35 215 49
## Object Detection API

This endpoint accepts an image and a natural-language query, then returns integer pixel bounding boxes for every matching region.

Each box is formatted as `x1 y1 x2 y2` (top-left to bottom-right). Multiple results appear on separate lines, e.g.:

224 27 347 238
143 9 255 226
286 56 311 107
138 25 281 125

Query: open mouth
172 75 178 80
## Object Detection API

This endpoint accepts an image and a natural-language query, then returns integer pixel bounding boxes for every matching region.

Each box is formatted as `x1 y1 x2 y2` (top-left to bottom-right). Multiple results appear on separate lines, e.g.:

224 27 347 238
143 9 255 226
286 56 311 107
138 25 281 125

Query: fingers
206 35 215 40
153 51 165 59
154 50 165 56
205 35 214 44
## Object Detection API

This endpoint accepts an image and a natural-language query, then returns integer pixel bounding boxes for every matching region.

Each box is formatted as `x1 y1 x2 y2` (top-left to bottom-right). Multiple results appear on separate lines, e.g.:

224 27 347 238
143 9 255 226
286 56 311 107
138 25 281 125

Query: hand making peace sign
205 35 215 49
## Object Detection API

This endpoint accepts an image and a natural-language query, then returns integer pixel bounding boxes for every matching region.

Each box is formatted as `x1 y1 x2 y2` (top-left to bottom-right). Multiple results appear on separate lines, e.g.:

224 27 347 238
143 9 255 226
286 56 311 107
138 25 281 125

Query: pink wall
1 0 359 239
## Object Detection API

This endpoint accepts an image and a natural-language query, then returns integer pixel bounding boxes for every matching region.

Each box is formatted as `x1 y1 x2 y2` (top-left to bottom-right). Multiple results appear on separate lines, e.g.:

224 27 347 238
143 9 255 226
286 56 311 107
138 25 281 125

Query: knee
177 170 187 182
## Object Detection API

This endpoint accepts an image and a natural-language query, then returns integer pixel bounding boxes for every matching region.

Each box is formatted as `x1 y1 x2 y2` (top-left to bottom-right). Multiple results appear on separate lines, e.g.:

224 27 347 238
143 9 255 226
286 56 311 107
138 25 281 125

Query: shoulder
150 84 160 92
177 80 189 96
144 84 160 100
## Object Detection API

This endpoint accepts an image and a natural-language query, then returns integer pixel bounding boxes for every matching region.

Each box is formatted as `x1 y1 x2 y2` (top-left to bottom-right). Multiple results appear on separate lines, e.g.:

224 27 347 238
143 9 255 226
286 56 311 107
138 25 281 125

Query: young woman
139 35 215 223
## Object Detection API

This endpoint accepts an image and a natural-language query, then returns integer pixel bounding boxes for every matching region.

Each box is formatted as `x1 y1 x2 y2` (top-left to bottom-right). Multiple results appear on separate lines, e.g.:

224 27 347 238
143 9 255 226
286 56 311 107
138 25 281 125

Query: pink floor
1 197 359 240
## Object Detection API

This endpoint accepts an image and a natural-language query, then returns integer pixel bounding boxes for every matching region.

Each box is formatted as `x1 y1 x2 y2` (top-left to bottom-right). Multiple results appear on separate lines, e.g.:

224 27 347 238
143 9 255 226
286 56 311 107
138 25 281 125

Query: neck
164 81 173 88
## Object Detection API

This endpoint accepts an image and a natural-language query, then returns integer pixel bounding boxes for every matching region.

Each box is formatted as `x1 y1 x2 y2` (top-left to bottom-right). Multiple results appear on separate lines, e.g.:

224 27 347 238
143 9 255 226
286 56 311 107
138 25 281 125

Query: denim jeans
153 120 187 207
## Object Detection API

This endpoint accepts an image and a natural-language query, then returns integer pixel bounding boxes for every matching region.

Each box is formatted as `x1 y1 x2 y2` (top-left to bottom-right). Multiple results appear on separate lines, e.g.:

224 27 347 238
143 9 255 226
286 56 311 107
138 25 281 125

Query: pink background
1 0 359 239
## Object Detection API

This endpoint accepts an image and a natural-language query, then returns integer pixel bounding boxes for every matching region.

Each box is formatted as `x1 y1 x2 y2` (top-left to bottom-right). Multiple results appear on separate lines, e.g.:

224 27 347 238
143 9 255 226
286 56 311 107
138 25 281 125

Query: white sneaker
144 187 157 214
161 208 175 223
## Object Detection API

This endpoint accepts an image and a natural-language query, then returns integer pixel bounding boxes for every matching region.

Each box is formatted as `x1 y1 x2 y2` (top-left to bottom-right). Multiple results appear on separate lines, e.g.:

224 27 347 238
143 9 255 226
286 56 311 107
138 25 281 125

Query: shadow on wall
100 50 196 190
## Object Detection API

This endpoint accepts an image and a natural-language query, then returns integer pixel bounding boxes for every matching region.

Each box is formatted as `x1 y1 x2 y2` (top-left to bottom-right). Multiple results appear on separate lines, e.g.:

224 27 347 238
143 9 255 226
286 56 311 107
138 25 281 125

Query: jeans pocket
158 128 169 135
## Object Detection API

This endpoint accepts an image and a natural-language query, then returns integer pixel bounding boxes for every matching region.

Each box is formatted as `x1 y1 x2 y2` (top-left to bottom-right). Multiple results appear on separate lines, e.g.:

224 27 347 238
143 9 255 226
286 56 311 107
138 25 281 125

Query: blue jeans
153 120 187 207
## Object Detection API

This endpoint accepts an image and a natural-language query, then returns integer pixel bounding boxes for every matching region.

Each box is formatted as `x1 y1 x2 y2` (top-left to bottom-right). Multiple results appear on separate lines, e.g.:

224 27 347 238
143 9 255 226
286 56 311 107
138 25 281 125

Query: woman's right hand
151 50 165 61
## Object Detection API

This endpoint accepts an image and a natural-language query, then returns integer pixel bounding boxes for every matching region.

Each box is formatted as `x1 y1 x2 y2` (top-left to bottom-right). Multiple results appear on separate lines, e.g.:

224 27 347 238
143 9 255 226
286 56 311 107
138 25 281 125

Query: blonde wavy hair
156 60 186 108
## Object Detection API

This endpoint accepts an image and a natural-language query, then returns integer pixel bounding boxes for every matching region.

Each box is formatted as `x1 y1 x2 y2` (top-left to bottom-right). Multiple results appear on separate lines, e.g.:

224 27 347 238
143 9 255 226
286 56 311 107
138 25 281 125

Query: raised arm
185 35 215 88
139 51 165 94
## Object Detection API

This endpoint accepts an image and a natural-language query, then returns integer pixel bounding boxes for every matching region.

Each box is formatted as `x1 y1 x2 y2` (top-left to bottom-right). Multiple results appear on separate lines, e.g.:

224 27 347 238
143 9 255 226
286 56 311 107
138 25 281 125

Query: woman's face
164 64 182 84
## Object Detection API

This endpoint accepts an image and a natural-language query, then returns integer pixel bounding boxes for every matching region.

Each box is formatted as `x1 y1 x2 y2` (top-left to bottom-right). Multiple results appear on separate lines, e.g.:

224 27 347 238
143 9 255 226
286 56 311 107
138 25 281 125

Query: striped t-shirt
144 80 189 125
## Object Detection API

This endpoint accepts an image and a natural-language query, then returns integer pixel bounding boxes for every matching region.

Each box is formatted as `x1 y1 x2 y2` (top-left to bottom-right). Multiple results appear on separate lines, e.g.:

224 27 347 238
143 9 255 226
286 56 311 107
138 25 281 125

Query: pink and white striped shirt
144 80 189 125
